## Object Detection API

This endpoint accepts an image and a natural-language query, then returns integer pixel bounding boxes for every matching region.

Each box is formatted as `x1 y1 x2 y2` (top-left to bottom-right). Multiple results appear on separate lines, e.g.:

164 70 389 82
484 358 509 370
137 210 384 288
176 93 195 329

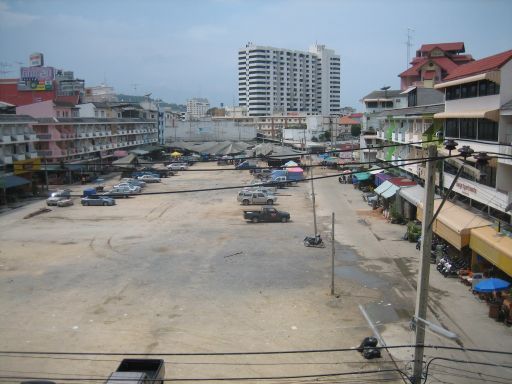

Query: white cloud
0 1 38 28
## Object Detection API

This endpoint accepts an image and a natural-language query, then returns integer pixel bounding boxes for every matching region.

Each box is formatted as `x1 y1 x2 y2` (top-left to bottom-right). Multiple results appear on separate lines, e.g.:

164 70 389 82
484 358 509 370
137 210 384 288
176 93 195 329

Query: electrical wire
0 368 405 382
2 344 511 357
423 356 512 384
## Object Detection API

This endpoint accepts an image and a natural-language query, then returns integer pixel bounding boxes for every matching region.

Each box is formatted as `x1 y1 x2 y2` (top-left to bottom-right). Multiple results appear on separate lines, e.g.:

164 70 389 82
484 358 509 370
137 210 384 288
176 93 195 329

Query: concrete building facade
186 98 210 120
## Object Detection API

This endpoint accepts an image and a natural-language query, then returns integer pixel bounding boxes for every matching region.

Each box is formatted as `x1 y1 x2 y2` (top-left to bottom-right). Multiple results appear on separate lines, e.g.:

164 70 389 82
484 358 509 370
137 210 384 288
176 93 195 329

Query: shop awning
112 153 137 166
434 109 499 122
353 172 370 182
375 172 392 186
417 200 491 250
381 184 400 199
470 226 512 278
399 185 441 206
130 149 149 155
113 150 129 157
0 175 31 189
434 71 500 89
374 180 393 195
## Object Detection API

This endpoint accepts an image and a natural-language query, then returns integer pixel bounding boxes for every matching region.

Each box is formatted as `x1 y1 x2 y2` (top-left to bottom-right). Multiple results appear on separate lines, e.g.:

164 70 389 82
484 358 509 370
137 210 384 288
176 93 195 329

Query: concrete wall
164 119 257 141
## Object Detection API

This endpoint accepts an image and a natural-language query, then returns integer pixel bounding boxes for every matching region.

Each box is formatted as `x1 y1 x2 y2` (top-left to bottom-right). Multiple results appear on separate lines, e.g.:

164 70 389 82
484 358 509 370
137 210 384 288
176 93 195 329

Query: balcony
12 134 25 142
24 133 37 141
1 135 12 143
38 150 53 157
36 134 52 140
12 153 26 161
2 156 13 164
27 152 39 159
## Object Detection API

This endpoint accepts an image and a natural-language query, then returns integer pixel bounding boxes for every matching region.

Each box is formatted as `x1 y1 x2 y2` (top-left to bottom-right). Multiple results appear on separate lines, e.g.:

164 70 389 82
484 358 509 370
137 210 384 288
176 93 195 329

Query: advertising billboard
29 52 44 67
18 66 55 91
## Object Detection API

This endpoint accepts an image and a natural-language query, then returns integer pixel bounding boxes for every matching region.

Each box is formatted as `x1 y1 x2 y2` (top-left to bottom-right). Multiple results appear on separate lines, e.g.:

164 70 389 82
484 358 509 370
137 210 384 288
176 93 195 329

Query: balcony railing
1 135 12 143
38 150 53 157
2 156 13 164
12 134 25 142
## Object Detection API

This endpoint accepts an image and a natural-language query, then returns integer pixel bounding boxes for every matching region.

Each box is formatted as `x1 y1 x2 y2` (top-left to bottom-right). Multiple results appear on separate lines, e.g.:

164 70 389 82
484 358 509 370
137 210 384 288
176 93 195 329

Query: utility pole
44 157 49 192
310 152 318 236
412 145 437 384
331 212 335 296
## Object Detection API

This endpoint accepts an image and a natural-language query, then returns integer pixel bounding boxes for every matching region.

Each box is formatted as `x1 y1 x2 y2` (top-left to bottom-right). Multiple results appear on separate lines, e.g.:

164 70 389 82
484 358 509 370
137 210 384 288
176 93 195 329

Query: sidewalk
313 169 512 382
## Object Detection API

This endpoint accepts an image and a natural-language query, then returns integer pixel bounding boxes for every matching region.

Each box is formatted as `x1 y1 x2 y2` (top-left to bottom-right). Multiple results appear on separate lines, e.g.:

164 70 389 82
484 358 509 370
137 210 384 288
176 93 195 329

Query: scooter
304 235 325 248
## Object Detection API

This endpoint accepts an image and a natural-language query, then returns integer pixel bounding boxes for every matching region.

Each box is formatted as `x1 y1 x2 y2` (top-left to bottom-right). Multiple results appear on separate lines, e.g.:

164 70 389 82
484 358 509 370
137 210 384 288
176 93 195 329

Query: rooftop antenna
406 28 415 68
130 83 139 94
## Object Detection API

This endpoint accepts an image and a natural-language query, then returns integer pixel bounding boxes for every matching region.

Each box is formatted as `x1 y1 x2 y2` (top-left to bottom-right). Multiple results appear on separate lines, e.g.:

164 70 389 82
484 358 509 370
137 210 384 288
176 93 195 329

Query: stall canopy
0 175 31 189
374 180 400 199
130 149 149 155
375 172 392 186
112 153 137 167
374 180 393 195
417 201 491 250
353 172 371 182
470 226 512 277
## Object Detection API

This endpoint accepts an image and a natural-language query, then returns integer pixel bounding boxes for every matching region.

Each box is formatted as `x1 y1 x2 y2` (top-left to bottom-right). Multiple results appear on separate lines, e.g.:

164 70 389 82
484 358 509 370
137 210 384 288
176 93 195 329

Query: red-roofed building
433 49 512 220
399 42 474 90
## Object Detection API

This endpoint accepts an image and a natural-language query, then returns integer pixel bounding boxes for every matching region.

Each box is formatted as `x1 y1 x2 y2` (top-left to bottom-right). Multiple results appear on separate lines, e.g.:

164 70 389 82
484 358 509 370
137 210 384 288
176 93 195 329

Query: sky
1 0 511 110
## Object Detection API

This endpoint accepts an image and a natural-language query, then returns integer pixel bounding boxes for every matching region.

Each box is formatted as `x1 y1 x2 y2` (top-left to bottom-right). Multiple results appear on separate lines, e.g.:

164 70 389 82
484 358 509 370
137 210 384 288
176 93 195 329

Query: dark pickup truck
105 359 165 384
244 206 290 223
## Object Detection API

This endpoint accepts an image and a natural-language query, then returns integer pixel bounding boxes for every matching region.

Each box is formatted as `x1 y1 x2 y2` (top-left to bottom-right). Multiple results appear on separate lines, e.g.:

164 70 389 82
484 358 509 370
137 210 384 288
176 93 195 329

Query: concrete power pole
412 145 437 384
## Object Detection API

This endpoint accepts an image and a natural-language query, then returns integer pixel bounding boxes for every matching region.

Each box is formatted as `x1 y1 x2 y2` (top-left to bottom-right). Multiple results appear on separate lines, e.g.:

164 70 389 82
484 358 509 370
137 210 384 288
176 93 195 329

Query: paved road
313 168 512 383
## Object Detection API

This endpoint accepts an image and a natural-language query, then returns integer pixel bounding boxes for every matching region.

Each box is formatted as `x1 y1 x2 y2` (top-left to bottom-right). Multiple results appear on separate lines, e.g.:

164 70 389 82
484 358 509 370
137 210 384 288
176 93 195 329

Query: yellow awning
434 71 501 89
417 200 491 250
434 109 500 122
470 226 512 277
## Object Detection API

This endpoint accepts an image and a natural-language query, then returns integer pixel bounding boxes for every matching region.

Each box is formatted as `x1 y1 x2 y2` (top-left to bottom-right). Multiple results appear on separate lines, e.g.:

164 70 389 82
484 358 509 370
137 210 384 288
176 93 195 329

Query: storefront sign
14 158 41 175
455 181 477 195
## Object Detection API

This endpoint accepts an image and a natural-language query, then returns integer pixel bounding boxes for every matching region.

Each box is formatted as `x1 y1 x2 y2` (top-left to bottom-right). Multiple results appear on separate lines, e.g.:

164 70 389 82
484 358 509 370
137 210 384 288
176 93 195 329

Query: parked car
235 160 258 170
113 183 142 193
120 178 146 188
56 198 74 207
243 206 290 223
167 162 189 171
81 195 116 206
241 187 277 195
46 189 72 206
103 187 136 198
137 174 161 183
237 191 277 205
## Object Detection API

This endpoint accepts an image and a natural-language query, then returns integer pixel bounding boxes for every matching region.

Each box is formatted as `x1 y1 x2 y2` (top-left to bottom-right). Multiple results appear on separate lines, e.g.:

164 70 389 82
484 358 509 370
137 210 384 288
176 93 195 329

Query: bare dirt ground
0 162 403 383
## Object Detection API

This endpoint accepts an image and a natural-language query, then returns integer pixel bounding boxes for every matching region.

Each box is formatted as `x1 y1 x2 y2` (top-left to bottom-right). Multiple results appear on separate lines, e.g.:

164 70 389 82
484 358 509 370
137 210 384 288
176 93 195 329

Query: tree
351 124 361 137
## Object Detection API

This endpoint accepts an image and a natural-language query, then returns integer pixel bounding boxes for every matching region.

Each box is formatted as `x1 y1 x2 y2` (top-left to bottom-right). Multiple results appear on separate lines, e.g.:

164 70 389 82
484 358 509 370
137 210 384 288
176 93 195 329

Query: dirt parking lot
0 162 402 382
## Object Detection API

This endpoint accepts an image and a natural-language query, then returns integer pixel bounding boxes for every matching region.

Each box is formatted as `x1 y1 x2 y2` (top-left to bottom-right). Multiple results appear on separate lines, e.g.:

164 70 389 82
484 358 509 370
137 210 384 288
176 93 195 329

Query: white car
137 174 161 183
167 163 189 171
120 178 146 188
114 183 141 193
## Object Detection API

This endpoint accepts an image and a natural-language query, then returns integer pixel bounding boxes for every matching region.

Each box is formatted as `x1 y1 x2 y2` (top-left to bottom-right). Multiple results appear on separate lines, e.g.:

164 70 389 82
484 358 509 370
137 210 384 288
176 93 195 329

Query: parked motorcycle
304 235 325 248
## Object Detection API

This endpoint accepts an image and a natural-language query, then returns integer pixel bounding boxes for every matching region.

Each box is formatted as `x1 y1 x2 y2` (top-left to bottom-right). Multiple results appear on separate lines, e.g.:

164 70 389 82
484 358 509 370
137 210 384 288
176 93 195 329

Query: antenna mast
406 28 414 68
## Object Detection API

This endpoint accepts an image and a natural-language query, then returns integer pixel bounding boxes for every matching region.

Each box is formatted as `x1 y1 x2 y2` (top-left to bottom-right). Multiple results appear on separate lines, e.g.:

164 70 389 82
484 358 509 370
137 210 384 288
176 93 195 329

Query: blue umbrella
474 278 510 293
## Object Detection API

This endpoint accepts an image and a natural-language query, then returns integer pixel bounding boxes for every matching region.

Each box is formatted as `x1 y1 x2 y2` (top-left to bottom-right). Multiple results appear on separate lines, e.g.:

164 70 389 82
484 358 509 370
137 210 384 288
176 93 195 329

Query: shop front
469 226 512 278
417 200 491 251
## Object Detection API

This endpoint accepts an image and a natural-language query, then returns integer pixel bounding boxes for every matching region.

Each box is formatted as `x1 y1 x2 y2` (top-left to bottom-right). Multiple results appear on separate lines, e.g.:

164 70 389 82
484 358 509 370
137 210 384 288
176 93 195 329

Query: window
459 119 476 139
477 119 498 141
445 119 458 137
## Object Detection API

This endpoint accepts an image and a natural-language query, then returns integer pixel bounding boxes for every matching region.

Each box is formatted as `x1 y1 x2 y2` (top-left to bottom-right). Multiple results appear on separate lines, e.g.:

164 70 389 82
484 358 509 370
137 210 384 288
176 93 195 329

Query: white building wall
500 60 512 105
77 103 96 118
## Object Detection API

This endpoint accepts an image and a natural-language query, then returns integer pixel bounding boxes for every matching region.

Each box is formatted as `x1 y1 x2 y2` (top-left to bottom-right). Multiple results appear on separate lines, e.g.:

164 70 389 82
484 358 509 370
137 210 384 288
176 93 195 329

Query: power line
423 357 512 384
2 344 510 357
0 368 405 382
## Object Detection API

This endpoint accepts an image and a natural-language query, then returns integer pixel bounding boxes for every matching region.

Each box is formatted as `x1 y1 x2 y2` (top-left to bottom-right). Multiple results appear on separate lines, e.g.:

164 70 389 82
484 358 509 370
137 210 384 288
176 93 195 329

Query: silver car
81 195 116 206
237 191 277 205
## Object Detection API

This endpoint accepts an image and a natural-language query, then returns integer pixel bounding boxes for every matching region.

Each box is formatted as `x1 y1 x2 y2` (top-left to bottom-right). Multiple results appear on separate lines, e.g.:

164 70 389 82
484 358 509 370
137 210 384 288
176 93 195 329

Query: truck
105 359 165 384
244 206 290 223
235 159 258 170
237 191 277 205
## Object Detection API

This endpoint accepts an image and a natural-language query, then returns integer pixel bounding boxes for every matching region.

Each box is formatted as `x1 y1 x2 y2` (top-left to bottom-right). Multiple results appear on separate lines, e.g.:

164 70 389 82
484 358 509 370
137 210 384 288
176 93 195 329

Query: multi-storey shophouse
433 49 512 222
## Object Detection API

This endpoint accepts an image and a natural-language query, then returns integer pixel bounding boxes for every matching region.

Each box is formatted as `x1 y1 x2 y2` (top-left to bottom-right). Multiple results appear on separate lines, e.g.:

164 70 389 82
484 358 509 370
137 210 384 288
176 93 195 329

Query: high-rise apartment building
238 43 340 116
186 98 210 119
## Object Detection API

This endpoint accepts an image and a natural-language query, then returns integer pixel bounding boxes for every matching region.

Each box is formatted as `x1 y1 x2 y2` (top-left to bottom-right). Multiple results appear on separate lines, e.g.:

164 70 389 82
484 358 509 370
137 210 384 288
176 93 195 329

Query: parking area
0 162 404 381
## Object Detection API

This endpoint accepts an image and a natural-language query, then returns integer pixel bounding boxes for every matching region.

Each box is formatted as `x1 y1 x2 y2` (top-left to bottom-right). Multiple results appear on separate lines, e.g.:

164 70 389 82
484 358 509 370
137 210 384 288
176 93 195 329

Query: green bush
407 221 421 242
